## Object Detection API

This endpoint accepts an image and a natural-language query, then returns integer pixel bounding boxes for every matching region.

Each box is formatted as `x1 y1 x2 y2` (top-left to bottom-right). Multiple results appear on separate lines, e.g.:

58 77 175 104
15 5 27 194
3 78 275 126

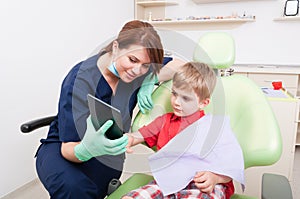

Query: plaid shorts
123 180 226 199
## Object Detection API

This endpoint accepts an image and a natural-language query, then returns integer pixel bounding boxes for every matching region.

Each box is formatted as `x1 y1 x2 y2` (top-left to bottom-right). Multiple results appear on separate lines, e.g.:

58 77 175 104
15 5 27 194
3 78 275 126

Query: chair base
262 173 293 199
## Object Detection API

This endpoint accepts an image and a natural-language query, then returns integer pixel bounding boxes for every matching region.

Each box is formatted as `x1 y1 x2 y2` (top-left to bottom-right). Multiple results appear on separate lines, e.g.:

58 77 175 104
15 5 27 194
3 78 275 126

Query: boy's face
171 85 206 117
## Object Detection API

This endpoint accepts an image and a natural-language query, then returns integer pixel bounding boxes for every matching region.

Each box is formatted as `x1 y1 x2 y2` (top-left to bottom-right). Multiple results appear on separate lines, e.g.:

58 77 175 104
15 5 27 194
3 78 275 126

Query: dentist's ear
112 41 119 58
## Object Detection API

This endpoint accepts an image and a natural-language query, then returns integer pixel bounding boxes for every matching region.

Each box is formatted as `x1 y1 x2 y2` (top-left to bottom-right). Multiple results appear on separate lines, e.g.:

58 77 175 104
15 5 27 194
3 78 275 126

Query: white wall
164 0 300 65
0 0 133 197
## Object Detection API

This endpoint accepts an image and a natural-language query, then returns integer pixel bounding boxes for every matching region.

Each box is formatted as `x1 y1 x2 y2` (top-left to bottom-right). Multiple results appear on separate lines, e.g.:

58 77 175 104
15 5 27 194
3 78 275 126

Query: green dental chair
106 32 293 199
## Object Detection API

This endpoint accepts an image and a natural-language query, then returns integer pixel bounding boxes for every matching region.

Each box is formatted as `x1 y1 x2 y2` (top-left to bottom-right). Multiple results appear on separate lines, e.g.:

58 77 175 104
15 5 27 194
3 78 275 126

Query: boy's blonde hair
173 62 216 100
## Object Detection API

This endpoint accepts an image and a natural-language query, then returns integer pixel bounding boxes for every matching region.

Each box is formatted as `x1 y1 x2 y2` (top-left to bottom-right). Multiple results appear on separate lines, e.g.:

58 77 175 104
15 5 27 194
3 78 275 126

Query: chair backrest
132 32 282 169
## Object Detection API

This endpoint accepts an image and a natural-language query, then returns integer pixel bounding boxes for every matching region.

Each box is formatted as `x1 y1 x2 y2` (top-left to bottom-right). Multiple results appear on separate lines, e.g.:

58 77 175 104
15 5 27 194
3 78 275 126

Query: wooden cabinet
247 73 299 96
232 65 300 97
135 1 178 22
233 64 300 147
268 98 298 181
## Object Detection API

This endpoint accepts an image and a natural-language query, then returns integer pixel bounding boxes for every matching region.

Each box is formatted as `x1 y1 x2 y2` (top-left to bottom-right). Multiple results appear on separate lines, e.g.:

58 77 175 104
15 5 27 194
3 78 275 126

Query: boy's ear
199 98 210 109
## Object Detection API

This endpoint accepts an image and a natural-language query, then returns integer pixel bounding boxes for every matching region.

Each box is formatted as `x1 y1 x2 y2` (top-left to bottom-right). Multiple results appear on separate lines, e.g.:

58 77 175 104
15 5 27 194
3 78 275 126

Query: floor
2 147 300 199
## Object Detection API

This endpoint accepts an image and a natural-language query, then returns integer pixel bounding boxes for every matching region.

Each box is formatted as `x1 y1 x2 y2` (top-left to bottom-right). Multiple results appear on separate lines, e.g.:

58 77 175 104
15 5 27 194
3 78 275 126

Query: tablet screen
87 94 124 140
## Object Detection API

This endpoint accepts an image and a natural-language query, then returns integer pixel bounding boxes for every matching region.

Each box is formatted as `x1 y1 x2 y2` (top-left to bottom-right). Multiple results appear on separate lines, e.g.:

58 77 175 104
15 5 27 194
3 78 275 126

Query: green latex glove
74 116 128 162
137 73 158 114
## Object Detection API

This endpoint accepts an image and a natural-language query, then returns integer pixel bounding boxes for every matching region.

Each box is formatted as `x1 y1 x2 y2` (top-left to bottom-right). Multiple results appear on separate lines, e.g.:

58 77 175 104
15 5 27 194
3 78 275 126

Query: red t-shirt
139 110 235 198
139 110 204 150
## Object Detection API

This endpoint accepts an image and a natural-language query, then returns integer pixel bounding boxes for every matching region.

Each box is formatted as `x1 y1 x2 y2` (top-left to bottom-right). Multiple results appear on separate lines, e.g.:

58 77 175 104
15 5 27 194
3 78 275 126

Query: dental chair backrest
132 32 282 170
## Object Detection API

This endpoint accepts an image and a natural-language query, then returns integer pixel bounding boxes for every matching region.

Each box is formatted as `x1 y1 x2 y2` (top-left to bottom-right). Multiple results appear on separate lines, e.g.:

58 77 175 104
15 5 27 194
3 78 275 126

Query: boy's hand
193 171 218 194
125 134 134 153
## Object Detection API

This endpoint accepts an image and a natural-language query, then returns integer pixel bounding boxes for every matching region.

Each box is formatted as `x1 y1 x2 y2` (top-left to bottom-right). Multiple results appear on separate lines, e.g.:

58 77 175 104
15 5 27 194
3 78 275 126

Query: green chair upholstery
206 75 282 169
193 32 235 69
107 33 289 199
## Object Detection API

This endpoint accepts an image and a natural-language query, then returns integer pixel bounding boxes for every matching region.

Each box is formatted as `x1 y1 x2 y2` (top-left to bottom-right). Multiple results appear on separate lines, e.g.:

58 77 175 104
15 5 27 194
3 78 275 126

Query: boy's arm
125 131 145 153
193 171 232 194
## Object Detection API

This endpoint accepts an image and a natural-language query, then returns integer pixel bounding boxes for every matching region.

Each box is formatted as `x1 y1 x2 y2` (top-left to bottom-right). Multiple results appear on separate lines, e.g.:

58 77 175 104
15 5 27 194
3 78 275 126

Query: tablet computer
87 94 124 140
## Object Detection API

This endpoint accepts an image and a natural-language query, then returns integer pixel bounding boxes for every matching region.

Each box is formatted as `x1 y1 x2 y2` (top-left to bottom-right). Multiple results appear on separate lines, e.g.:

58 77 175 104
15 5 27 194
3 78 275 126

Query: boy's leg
122 180 164 199
121 181 226 199
176 182 226 199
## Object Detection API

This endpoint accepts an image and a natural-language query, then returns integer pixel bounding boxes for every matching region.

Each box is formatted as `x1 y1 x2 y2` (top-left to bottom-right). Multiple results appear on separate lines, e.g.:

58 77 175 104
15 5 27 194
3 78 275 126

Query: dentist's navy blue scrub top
40 54 172 168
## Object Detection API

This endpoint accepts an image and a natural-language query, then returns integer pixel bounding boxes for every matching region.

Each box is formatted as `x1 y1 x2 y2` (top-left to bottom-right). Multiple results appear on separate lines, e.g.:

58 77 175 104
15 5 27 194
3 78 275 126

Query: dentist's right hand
74 116 128 162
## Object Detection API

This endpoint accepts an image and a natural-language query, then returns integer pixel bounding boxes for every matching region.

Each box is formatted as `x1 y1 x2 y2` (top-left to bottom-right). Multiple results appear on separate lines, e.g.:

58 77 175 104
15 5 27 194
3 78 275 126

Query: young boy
122 62 244 199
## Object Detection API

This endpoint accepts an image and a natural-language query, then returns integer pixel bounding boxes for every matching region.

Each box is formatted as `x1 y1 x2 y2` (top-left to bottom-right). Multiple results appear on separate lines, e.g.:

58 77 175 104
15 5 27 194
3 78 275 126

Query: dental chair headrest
193 32 235 70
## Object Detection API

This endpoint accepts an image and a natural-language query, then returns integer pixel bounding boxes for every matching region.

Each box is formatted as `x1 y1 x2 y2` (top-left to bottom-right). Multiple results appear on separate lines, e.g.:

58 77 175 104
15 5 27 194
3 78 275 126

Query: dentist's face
114 45 151 83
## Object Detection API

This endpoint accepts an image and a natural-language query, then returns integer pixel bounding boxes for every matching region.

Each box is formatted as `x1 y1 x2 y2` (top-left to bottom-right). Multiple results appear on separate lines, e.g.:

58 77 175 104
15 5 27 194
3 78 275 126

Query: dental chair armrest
262 173 293 199
20 116 55 133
